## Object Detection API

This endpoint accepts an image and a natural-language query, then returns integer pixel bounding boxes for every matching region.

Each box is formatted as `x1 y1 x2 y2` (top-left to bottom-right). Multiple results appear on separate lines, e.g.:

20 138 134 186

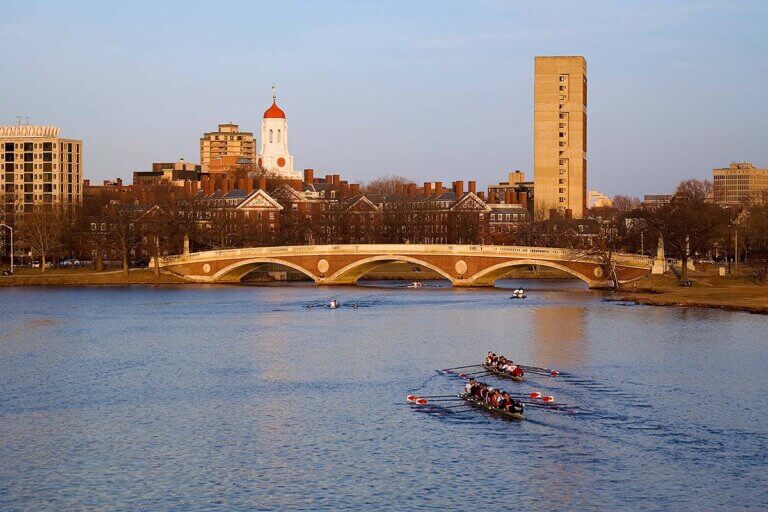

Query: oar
518 364 561 376
441 364 484 371
409 394 459 398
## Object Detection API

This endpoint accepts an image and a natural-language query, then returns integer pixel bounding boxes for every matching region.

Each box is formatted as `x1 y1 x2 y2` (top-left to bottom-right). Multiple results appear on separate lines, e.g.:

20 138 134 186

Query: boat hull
459 393 525 420
483 364 525 382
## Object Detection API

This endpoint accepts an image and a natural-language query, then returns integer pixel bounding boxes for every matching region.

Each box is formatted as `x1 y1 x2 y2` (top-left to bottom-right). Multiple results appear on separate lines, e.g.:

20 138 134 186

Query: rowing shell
483 364 525 382
459 393 525 421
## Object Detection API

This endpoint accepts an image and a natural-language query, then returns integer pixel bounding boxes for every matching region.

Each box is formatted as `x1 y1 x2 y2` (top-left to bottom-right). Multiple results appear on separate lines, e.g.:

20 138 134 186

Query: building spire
272 83 276 102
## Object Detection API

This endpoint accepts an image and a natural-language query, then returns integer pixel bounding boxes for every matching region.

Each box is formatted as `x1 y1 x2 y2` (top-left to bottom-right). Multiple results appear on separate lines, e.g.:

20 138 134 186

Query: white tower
257 85 299 179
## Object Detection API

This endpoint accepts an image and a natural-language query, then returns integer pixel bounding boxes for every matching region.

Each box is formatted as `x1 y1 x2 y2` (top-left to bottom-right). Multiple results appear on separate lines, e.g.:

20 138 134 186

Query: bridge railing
159 244 652 268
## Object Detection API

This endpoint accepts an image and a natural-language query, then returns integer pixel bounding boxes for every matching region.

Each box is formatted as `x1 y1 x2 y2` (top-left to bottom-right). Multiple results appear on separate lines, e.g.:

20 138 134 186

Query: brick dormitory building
79 166 541 264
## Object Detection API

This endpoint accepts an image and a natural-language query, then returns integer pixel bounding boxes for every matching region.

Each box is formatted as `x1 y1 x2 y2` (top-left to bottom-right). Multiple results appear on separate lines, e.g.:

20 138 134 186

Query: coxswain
465 379 475 396
485 352 495 365
511 366 524 378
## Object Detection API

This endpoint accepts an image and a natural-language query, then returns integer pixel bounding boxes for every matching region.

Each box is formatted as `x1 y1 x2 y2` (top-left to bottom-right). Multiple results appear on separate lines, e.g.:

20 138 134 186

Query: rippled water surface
1 280 767 511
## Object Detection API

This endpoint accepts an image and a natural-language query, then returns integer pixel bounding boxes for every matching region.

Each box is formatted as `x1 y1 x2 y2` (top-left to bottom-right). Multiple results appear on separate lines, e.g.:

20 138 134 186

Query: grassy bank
615 273 768 315
0 268 187 286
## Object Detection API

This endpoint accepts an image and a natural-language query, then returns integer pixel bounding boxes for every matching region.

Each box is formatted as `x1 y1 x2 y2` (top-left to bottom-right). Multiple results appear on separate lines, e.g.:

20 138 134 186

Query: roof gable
237 189 284 211
450 192 491 212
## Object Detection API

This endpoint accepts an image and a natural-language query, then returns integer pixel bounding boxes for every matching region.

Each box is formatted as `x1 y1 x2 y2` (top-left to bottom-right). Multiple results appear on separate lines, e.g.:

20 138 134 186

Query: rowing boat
459 393 525 420
483 364 524 382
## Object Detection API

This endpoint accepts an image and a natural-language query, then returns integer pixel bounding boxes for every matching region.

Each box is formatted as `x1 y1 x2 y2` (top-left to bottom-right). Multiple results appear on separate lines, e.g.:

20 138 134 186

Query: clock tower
257 85 299 179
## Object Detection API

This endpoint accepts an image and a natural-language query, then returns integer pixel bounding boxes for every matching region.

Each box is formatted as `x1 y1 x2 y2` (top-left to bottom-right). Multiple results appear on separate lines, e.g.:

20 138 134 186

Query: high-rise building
534 56 587 218
199 123 255 171
713 162 768 206
0 124 83 219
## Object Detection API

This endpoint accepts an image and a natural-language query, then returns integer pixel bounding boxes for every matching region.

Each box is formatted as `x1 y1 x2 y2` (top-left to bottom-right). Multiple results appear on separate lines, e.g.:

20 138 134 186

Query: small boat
483 364 525 382
459 393 525 420
510 288 526 299
407 281 424 288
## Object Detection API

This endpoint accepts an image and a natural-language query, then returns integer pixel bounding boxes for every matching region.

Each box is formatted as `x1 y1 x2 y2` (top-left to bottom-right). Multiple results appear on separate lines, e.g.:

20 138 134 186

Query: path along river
1 280 766 511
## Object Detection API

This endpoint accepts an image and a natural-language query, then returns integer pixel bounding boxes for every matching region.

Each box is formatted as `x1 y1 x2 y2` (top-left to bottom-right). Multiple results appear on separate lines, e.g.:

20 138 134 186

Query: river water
1 280 766 511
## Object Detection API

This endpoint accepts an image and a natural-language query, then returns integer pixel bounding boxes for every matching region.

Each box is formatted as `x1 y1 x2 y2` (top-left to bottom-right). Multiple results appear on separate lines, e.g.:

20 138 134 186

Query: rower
329 299 338 309
464 379 474 396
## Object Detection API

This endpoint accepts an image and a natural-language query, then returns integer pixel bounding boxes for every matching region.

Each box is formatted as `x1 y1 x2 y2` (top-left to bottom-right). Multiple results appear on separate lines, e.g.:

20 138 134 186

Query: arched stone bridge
155 244 652 288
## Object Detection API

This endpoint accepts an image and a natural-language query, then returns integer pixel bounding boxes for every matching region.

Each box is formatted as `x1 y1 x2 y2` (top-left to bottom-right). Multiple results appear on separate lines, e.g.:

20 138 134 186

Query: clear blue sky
1 1 766 196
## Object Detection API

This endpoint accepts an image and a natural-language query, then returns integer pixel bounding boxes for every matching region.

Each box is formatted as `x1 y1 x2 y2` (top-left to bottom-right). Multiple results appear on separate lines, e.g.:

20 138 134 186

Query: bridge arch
324 255 454 284
466 259 597 287
212 257 321 283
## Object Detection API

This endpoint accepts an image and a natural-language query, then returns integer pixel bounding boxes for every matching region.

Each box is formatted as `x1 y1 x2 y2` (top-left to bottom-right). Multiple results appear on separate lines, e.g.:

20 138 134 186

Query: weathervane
272 83 276 101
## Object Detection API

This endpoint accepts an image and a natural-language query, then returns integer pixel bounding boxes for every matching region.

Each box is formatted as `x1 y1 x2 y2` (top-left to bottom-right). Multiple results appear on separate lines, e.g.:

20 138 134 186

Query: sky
1 0 766 197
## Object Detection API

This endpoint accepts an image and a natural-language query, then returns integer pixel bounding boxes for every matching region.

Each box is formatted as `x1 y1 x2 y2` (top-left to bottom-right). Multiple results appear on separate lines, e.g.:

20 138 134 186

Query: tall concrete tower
534 56 587 218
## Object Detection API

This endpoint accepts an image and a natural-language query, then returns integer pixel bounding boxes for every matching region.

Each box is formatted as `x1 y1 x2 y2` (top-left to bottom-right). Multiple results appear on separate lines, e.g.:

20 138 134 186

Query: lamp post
0 223 13 273
727 207 733 275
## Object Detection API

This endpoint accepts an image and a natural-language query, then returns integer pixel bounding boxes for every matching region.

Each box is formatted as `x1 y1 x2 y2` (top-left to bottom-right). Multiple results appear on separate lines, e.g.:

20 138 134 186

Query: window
559 86 566 91
277 130 281 143
269 130 273 143
559 197 565 203
559 76 566 82
559 113 566 119
490 214 495 221
559 179 565 184
559 188 565 193
505 214 511 221
559 123 565 128
559 132 566 137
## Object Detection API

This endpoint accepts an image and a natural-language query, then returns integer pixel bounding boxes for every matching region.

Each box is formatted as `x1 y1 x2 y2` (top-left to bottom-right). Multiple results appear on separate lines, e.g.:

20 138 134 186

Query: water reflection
531 306 588 368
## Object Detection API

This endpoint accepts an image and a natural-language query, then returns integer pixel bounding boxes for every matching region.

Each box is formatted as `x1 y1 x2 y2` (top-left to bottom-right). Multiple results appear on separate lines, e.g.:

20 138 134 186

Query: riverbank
0 268 187 286
615 274 768 314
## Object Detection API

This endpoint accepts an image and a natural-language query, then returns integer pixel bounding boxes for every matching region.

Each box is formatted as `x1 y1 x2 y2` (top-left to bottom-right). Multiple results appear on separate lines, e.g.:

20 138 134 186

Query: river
1 280 766 511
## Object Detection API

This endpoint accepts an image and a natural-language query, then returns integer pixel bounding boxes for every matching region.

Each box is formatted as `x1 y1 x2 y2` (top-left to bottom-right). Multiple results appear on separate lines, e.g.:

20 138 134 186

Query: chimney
258 177 267 191
395 183 404 195
455 180 464 196
332 174 340 186
520 193 528 209
477 191 485 201
237 178 247 191
468 180 476 194
304 168 314 183
325 174 333 184
434 181 442 197
350 183 360 194
184 181 192 197
505 191 513 205
290 179 303 190
407 183 417 195
221 177 229 194
245 178 254 194
488 192 495 204
423 182 431 197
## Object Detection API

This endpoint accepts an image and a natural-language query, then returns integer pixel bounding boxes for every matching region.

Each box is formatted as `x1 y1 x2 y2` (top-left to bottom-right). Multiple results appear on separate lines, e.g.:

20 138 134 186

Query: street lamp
724 206 733 275
0 223 13 273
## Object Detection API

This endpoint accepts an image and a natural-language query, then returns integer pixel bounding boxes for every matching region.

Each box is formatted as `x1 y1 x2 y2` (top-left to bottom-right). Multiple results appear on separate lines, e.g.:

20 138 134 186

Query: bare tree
361 175 410 195
612 194 641 212
744 201 768 284
19 206 66 272
105 205 142 273
644 179 723 282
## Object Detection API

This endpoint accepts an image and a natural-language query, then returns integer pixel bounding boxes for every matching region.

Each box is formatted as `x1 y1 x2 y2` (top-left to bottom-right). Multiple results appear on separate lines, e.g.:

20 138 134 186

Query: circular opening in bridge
355 261 451 288
240 262 315 285
493 264 589 291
